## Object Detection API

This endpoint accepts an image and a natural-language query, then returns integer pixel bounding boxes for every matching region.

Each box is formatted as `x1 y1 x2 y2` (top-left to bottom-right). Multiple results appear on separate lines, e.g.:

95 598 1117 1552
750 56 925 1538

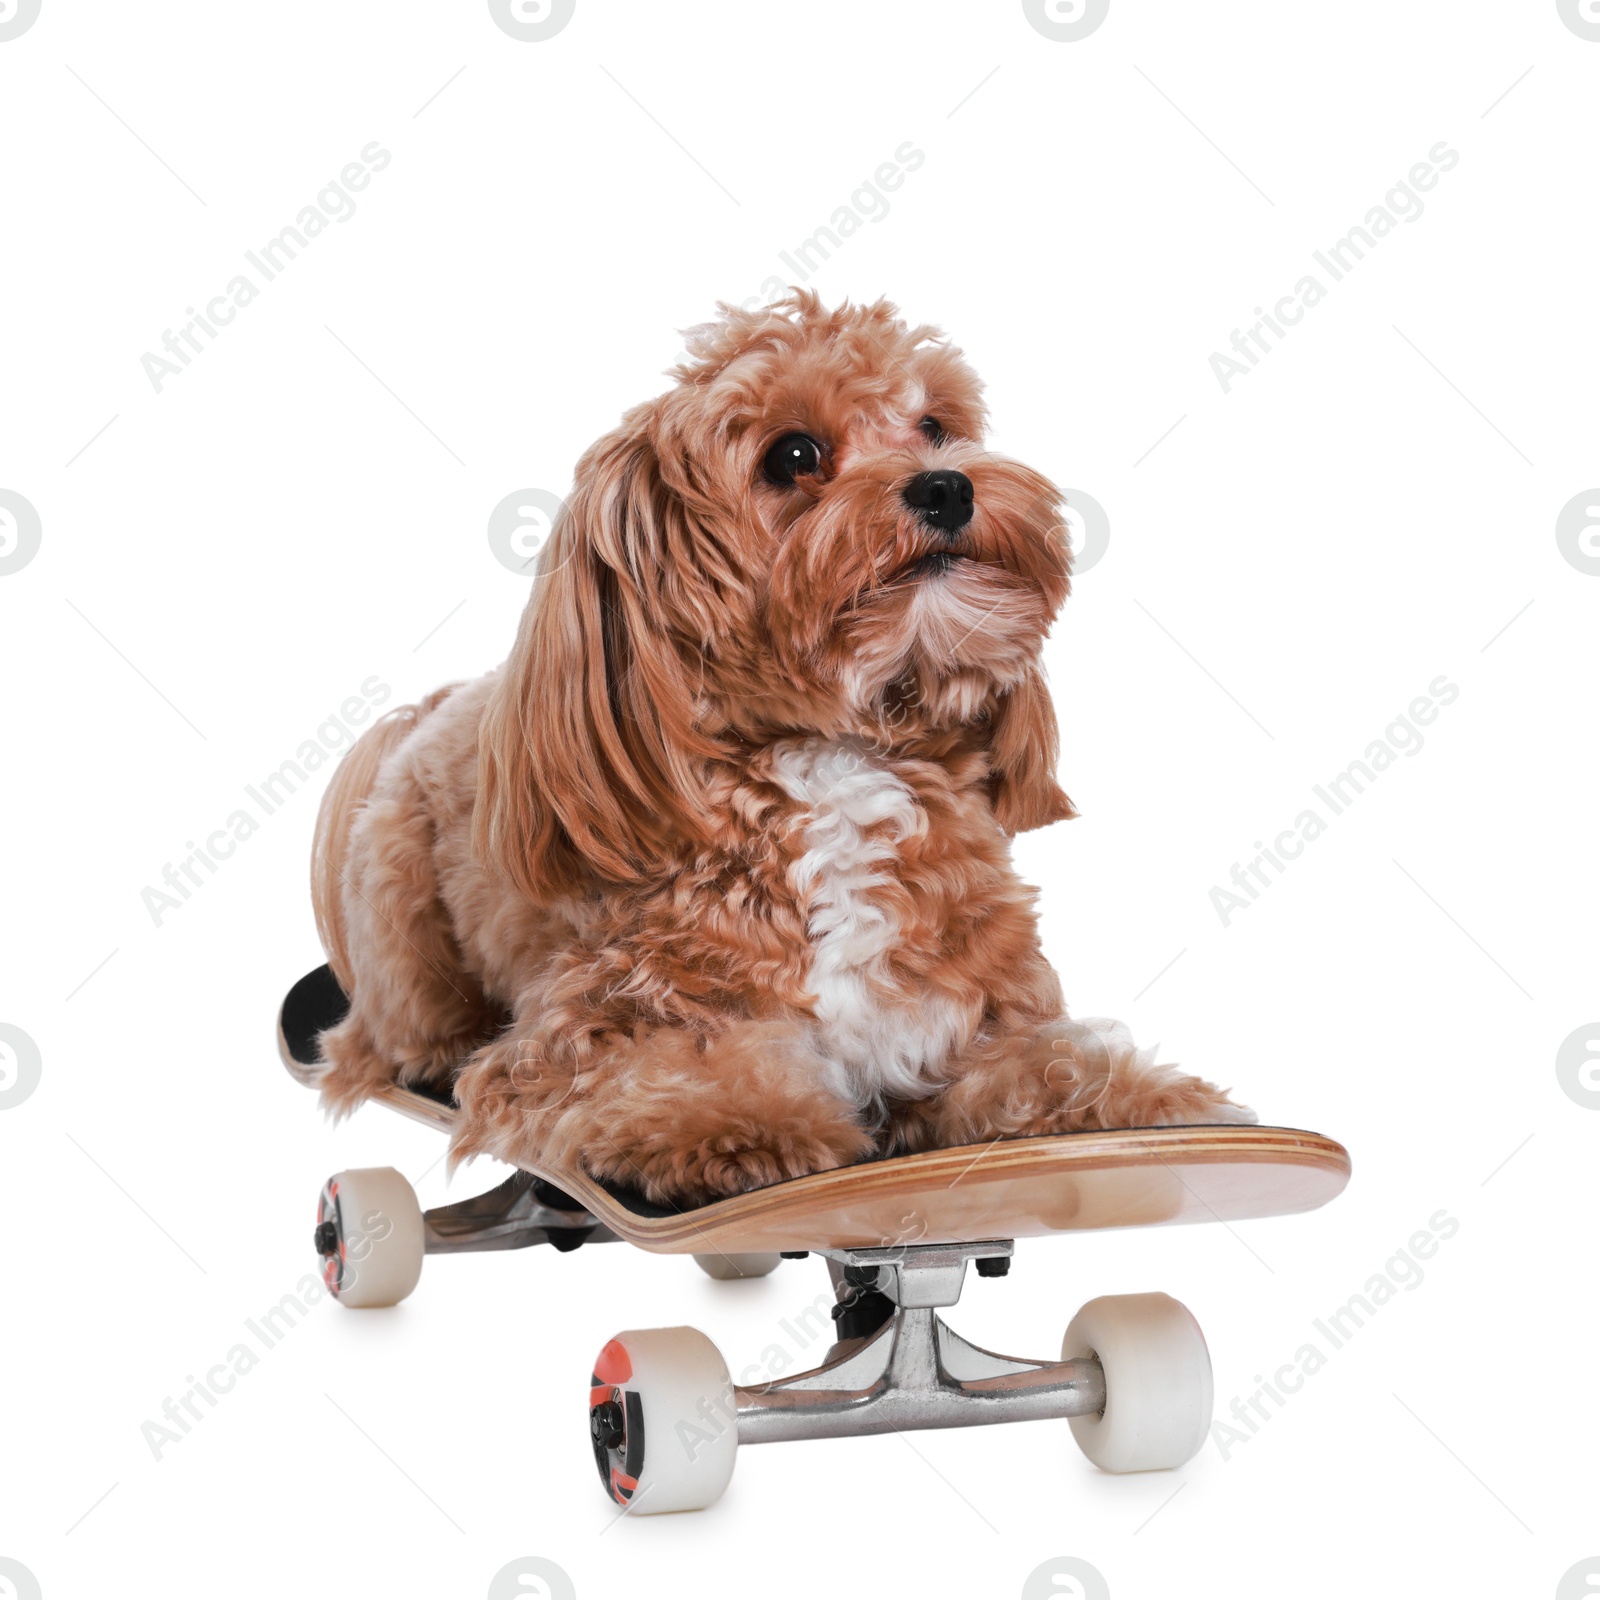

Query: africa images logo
0 0 42 42
0 489 42 575
1022 0 1109 43
487 0 576 42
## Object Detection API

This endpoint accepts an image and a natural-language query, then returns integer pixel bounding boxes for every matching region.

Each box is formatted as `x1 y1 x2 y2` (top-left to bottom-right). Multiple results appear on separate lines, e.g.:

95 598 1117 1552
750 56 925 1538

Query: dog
311 291 1252 1203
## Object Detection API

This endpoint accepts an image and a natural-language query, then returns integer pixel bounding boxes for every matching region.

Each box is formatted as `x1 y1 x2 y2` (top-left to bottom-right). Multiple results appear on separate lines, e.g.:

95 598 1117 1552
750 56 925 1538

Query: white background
2 2 1597 1597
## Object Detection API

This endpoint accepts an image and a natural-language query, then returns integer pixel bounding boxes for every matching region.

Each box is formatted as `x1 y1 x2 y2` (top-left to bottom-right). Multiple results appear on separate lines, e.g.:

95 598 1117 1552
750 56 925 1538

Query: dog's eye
762 433 823 486
919 416 946 444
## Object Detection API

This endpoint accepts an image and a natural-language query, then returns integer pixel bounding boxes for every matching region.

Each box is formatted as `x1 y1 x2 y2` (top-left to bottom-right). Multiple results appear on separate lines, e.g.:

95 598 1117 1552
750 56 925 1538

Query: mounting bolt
589 1400 626 1450
975 1255 1010 1278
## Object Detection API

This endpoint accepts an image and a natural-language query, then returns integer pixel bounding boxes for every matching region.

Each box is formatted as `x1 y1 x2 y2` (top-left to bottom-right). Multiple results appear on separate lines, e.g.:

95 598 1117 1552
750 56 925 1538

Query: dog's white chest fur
771 738 968 1105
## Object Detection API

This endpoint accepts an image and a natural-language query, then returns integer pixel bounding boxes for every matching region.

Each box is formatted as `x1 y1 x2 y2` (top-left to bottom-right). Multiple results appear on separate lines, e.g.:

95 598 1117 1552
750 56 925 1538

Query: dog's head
478 292 1075 896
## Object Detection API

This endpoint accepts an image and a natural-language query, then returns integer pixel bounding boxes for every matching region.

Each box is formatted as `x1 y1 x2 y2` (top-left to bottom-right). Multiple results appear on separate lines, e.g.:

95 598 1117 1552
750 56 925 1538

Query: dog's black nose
903 470 974 534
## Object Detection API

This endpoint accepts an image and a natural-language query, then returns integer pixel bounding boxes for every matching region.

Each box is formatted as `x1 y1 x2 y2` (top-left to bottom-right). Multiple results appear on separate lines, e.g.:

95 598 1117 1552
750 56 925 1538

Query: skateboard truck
307 1168 620 1309
734 1241 1105 1445
419 1171 619 1255
586 1241 1220 1513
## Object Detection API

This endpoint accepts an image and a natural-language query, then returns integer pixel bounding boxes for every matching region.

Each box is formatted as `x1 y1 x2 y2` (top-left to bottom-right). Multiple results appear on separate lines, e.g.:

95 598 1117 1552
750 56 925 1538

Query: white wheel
314 1167 424 1308
1062 1292 1213 1472
693 1252 781 1281
589 1326 737 1514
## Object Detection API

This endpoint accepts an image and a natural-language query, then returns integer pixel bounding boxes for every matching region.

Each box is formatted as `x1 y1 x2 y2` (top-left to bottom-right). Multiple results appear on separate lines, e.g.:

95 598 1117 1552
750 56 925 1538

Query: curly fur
311 292 1251 1202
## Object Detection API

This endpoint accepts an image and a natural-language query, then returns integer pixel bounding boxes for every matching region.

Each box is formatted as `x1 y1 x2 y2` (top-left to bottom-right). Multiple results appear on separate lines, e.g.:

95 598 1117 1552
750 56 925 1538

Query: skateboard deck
279 964 1350 1254
281 963 1353 1511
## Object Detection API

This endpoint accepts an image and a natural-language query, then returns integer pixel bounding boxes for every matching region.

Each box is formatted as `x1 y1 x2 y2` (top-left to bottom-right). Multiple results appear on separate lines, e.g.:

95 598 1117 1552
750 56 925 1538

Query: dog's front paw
1040 1023 1256 1132
1135 1072 1257 1128
600 1119 877 1205
1194 1097 1258 1126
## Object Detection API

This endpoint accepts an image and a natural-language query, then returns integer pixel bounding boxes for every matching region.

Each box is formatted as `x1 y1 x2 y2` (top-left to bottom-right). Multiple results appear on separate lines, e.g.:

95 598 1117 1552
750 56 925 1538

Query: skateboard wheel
589 1326 738 1514
314 1167 424 1309
693 1252 781 1281
1061 1293 1213 1473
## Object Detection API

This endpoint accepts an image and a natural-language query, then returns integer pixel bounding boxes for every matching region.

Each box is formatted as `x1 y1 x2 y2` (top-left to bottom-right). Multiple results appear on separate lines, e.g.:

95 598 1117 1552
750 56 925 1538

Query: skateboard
280 964 1351 1514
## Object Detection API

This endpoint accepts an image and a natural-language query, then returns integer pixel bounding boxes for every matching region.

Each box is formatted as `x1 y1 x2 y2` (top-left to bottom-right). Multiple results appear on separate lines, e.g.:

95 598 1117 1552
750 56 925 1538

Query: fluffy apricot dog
311 292 1251 1202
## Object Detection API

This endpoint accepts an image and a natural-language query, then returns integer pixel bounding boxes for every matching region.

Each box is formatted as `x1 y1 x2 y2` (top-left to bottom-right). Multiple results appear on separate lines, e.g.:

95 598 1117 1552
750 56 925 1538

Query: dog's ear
474 413 719 898
986 664 1077 834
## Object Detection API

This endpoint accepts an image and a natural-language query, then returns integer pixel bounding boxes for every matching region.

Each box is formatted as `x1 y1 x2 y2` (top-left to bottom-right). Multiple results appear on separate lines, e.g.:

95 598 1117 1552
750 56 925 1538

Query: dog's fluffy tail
311 686 456 994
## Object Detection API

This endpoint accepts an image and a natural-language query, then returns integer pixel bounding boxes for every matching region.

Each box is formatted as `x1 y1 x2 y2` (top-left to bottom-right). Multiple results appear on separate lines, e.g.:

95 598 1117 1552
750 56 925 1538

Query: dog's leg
891 1016 1255 1151
451 1018 875 1203
317 770 490 1117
